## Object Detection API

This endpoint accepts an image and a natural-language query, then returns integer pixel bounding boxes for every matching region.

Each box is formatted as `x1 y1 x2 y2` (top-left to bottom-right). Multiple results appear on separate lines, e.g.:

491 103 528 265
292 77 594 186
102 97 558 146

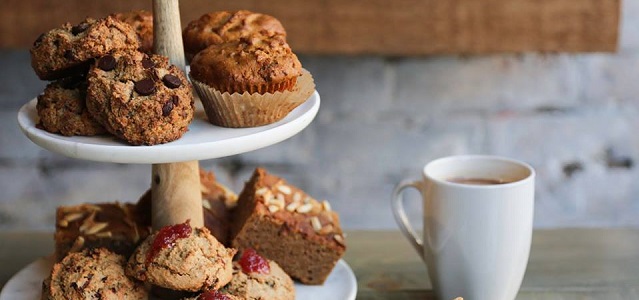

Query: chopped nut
268 205 280 213
275 193 286 208
322 200 332 212
277 185 292 195
202 199 212 210
84 222 109 235
69 236 85 252
293 192 302 203
255 187 269 196
296 203 313 214
304 196 312 204
262 190 274 204
310 217 322 232
286 202 300 212
84 204 102 211
319 224 334 235
333 234 345 246
200 183 211 194
95 231 113 238
58 219 69 228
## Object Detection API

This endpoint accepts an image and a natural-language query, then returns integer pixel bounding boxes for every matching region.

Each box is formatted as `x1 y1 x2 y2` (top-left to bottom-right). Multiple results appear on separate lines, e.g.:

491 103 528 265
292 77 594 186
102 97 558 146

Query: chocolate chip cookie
42 248 147 300
113 10 154 54
36 75 107 136
31 16 139 80
86 49 194 145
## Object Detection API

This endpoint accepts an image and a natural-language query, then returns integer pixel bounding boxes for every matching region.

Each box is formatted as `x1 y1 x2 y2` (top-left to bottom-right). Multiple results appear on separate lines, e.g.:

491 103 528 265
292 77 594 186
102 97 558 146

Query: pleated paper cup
190 69 315 128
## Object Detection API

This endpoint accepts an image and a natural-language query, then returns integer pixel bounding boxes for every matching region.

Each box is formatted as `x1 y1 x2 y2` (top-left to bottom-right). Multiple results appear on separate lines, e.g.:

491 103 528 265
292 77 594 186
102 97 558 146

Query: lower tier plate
0 257 357 300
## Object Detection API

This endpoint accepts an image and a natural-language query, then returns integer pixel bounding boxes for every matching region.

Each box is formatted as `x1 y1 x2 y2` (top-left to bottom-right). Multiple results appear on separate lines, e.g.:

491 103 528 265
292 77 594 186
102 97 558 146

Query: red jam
146 220 192 264
239 248 270 274
198 290 232 300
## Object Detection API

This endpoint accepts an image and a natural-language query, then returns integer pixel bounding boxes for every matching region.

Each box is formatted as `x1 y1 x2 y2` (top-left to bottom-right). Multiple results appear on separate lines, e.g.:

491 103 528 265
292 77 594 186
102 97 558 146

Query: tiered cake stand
1 1 356 299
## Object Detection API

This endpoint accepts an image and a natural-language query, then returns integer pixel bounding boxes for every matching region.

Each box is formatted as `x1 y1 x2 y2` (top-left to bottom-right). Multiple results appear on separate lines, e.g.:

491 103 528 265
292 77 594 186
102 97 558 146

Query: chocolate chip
162 100 174 116
33 33 45 47
64 50 74 60
141 58 155 69
71 22 90 35
171 95 179 105
97 55 116 71
134 78 155 95
162 74 182 89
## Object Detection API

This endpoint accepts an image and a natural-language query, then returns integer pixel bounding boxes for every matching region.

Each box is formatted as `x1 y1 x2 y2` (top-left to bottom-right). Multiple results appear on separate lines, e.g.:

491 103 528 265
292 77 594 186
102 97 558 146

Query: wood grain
151 162 204 229
0 0 619 54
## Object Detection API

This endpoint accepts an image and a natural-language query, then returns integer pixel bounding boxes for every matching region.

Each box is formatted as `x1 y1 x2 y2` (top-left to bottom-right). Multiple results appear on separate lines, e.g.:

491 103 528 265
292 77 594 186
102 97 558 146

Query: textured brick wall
2 2 639 230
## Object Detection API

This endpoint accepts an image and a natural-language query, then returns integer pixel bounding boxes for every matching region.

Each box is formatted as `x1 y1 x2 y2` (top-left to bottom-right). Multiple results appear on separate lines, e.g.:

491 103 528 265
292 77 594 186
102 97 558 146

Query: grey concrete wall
2 1 639 230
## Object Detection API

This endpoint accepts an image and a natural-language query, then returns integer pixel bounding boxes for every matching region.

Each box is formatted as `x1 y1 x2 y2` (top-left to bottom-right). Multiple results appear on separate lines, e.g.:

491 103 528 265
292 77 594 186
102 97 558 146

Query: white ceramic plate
17 91 320 164
0 257 357 300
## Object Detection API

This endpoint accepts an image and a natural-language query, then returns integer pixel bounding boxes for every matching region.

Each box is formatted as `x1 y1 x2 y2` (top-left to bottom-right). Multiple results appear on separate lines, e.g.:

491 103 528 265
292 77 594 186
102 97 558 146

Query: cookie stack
31 12 194 146
45 167 346 299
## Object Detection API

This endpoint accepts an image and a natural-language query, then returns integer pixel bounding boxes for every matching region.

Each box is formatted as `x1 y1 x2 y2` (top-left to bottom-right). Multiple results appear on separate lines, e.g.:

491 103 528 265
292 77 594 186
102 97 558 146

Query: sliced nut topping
255 187 269 196
304 196 312 204
84 222 109 235
319 224 334 235
84 204 102 211
333 234 345 246
262 190 274 204
268 205 280 213
64 212 85 223
277 185 292 195
58 219 69 228
95 231 113 238
202 199 212 210
293 192 302 203
322 200 332 212
297 203 313 214
286 202 300 212
310 216 322 232
325 213 334 222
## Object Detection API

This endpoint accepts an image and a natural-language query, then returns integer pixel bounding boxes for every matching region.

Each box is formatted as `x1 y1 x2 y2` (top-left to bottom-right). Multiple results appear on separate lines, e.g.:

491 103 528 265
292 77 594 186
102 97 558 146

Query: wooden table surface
1 229 639 299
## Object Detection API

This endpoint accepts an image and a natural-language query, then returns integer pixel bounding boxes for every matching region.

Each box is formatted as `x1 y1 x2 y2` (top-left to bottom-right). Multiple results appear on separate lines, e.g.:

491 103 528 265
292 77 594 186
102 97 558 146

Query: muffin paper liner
190 69 315 128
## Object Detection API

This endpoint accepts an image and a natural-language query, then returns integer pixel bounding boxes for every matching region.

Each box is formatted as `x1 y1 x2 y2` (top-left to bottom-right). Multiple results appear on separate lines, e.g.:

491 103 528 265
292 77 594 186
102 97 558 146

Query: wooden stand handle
152 162 203 229
151 0 202 230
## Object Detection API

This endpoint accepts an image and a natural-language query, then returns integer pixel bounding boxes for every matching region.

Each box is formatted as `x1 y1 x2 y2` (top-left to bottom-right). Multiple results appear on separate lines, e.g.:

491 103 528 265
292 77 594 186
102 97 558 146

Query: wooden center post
151 0 203 230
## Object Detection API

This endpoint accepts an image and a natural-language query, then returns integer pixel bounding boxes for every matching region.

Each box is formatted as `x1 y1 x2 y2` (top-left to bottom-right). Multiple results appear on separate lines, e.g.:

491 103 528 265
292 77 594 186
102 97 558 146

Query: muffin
126 221 236 292
113 10 154 54
30 16 139 80
36 75 107 136
42 248 147 300
189 36 314 128
183 10 286 62
86 49 194 145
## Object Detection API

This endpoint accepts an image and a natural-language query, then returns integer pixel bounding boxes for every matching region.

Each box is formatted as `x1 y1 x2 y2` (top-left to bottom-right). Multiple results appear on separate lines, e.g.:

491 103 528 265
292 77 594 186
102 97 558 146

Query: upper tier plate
17 91 319 164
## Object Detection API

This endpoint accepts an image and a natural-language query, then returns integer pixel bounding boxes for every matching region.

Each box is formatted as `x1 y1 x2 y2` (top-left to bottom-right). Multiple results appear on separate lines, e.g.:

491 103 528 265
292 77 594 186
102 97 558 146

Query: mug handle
391 179 425 260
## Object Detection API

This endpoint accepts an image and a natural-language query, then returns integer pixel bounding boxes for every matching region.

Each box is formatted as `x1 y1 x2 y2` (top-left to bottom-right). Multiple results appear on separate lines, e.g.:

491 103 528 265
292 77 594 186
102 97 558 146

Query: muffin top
113 10 154 53
190 36 302 93
183 10 286 60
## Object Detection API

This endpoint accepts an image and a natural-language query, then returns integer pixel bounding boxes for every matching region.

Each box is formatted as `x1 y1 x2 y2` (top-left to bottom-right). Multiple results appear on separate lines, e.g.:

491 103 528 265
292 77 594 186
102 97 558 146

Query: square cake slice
54 202 152 261
230 168 346 285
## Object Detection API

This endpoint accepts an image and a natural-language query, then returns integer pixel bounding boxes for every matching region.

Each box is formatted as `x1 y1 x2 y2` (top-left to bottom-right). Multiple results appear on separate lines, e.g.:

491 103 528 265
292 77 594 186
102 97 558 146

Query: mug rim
423 155 535 189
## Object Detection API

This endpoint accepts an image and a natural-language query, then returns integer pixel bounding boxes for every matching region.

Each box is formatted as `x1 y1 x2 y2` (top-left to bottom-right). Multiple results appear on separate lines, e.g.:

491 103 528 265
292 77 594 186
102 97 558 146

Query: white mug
391 155 535 300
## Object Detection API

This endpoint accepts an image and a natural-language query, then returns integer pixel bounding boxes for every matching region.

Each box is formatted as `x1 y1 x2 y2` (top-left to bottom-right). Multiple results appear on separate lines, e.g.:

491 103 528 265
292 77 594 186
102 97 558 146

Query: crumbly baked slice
230 168 346 284
30 16 139 80
54 202 152 262
36 75 107 136
113 10 154 54
182 10 286 62
136 168 238 246
127 223 236 292
42 248 147 300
